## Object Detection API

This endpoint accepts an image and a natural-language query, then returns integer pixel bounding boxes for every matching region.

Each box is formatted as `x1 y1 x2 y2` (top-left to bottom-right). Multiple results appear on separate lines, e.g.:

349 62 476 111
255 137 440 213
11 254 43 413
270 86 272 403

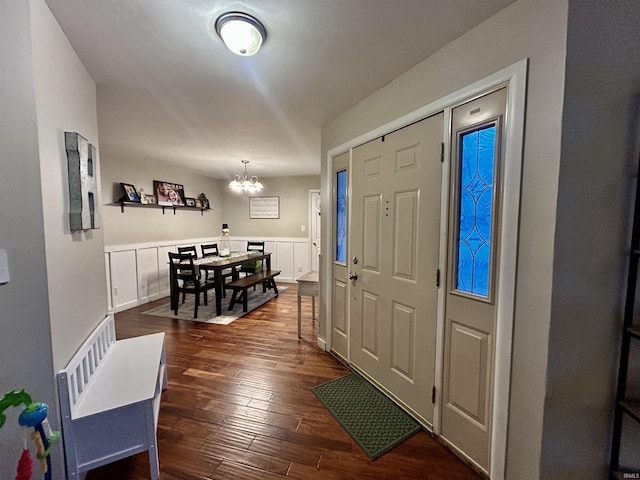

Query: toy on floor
0 389 60 480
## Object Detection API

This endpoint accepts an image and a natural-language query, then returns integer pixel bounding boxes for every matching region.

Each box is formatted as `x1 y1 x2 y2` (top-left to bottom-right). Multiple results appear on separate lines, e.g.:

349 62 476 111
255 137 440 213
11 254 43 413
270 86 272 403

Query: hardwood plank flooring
86 284 481 480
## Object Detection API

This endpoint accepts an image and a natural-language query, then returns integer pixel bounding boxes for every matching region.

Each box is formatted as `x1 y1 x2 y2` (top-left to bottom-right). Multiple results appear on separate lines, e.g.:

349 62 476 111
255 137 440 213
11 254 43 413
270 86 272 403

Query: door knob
348 272 358 280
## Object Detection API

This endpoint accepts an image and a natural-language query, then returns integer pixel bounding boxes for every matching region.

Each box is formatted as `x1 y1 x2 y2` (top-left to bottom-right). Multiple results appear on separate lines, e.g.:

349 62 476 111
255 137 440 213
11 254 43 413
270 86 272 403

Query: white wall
541 1 640 478
106 235 310 312
320 0 569 478
0 2 63 478
30 0 108 373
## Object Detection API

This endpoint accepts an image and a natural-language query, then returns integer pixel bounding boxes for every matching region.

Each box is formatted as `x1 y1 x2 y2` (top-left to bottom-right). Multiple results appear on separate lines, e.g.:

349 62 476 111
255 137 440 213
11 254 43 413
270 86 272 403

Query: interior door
330 152 350 362
440 88 507 472
349 114 443 425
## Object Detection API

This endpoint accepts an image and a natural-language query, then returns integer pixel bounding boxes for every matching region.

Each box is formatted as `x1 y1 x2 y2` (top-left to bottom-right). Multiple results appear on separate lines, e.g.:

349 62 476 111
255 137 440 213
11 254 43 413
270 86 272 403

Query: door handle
348 272 358 280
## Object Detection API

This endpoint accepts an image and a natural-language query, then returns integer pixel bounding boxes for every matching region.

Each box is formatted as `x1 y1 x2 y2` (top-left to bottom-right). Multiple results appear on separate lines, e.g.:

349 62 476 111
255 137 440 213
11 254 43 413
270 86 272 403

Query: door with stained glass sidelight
441 87 506 473
331 152 350 361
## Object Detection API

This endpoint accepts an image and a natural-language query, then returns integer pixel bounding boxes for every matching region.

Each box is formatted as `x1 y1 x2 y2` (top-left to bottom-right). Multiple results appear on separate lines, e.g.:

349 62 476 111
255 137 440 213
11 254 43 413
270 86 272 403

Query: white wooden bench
57 313 167 479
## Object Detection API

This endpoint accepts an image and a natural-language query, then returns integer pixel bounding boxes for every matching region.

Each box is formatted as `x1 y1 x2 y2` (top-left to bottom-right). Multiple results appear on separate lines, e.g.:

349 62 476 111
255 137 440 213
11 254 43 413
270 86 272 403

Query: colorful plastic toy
0 389 60 480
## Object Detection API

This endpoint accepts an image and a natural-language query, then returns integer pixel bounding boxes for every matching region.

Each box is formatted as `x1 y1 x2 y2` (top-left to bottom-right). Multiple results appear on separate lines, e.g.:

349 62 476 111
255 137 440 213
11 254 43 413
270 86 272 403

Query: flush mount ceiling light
229 160 264 193
215 11 266 56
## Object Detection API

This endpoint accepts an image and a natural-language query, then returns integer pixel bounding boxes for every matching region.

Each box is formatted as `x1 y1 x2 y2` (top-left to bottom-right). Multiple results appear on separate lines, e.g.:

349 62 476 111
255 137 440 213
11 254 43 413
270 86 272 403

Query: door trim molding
308 189 321 271
324 58 527 479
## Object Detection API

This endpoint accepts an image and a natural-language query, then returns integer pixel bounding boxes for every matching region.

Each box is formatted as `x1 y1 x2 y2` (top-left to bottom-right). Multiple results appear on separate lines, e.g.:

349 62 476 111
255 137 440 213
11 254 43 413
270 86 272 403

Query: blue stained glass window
336 170 347 263
456 125 496 297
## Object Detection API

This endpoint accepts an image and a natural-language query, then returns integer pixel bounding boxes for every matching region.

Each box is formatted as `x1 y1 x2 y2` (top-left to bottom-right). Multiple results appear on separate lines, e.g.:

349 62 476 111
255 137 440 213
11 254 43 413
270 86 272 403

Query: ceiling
44 0 514 180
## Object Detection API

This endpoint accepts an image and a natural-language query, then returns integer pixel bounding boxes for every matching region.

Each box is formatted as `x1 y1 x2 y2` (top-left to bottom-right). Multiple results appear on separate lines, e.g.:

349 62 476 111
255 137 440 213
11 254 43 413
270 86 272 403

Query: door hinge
436 268 440 287
432 386 436 404
440 142 444 163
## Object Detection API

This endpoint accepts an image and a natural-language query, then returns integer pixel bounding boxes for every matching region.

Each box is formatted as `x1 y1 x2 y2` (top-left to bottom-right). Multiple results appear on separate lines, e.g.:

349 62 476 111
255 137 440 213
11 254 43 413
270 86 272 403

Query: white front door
349 113 443 425
440 87 507 472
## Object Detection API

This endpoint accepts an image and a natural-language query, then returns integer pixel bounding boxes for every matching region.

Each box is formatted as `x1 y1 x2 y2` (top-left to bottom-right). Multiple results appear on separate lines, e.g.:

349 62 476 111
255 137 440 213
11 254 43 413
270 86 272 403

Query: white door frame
308 189 321 271
322 59 527 479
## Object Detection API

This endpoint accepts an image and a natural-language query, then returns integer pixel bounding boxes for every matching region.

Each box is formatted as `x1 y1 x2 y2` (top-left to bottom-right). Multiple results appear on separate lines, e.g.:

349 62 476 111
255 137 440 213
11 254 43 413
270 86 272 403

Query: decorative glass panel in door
455 124 496 298
336 169 347 263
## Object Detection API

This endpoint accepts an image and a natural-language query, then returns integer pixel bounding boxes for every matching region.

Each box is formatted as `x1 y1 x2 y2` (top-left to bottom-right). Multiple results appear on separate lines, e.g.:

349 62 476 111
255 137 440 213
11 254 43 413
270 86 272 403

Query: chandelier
229 160 264 193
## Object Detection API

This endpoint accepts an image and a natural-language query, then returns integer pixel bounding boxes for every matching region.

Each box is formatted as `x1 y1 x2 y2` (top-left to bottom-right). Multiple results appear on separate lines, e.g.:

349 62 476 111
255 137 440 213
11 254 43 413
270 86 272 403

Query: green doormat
312 373 421 459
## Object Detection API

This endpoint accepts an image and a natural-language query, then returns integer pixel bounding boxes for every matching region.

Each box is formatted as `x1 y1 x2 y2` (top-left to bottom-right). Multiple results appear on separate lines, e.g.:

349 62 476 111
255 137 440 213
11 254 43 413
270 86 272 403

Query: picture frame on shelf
185 197 196 207
202 199 210 209
153 180 185 207
146 195 156 205
120 182 140 203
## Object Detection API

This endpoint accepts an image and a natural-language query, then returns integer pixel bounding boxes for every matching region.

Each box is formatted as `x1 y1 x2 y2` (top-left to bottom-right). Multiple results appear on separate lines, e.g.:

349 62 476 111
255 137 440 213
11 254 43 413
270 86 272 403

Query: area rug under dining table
141 287 286 324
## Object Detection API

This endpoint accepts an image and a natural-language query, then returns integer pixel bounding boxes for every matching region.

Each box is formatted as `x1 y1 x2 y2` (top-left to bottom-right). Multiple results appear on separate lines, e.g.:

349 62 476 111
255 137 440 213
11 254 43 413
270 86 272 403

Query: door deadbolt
352 256 358 264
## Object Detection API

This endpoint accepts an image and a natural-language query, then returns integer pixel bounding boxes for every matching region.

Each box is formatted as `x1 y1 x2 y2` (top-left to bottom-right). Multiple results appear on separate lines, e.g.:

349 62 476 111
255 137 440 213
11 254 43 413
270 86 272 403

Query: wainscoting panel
109 249 138 310
105 236 311 312
137 247 160 301
277 242 293 279
157 245 174 296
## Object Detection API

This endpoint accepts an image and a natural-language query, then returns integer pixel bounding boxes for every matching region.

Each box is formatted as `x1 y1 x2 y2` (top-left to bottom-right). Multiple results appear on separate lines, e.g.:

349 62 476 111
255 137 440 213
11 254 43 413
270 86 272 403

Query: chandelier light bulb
229 160 263 194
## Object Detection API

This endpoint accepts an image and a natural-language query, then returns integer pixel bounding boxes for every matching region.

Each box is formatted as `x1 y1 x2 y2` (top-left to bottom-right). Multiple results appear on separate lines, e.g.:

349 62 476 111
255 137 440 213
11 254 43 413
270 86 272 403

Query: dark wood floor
87 284 481 480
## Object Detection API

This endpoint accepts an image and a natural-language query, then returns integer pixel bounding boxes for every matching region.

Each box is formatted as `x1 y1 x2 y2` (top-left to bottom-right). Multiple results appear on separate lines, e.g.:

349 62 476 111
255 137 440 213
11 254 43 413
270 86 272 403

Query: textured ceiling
45 0 514 179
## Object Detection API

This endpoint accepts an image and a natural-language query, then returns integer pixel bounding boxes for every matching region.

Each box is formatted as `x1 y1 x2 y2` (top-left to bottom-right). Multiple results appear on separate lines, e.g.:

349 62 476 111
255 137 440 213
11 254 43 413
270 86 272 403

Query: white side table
297 271 319 338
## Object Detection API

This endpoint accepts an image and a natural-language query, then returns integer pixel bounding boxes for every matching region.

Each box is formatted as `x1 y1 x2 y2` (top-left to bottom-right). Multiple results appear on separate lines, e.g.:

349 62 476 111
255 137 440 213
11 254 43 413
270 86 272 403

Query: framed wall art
249 196 279 219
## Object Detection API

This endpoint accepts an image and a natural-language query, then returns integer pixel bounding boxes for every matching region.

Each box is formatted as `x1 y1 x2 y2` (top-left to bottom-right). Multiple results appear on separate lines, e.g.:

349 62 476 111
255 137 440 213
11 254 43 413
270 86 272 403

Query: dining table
170 251 273 316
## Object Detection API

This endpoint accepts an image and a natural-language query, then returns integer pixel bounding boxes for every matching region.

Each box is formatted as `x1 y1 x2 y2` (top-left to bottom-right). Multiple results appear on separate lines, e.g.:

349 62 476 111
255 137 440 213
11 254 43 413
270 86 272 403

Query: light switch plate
0 249 10 285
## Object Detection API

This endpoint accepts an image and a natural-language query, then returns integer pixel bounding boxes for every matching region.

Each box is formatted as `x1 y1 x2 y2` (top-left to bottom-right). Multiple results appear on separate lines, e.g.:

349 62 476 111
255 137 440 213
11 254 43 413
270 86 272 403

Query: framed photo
185 197 196 207
153 180 185 207
146 195 156 205
120 182 140 203
202 199 210 209
249 196 279 219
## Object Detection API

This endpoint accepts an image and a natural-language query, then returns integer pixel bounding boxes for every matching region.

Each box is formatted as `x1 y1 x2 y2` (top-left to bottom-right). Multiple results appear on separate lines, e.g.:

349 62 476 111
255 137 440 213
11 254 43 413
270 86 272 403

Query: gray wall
30 0 108 373
100 155 319 245
100 154 224 245
221 176 320 237
0 1 62 477
320 0 568 477
542 1 640 478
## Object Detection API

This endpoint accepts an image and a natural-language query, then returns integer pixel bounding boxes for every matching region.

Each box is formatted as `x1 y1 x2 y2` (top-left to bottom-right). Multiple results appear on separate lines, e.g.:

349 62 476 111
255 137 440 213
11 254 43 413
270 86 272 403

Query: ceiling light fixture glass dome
215 12 266 57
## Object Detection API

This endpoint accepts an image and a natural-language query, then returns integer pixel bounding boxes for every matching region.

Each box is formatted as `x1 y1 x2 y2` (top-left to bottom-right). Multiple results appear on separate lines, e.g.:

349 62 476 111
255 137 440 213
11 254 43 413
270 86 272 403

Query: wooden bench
57 314 167 479
226 269 281 312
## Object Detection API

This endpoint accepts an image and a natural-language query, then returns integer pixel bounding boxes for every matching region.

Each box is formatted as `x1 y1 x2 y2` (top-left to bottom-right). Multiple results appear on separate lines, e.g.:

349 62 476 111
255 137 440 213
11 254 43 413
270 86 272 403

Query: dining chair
168 252 216 318
200 243 232 297
240 241 265 291
200 243 219 257
178 245 198 259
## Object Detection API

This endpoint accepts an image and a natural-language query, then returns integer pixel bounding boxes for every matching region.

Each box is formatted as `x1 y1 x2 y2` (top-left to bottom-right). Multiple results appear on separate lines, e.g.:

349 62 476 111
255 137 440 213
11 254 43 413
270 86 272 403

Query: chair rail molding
105 236 311 312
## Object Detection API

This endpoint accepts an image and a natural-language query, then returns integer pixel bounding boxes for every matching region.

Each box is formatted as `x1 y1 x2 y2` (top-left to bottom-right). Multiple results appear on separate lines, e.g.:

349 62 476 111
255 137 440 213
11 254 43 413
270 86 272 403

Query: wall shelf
110 202 211 216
